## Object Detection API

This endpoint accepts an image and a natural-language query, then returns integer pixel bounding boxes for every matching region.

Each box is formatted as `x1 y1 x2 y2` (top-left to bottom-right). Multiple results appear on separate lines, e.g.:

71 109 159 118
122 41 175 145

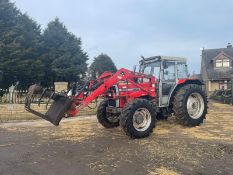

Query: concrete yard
0 101 233 175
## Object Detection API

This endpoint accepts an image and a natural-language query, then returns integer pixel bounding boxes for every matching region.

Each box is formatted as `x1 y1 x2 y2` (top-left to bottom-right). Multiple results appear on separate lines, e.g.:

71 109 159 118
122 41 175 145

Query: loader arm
79 68 145 107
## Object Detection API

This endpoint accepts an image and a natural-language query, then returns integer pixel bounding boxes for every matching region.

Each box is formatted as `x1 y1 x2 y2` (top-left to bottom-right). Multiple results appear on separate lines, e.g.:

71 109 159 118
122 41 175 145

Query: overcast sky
13 0 233 74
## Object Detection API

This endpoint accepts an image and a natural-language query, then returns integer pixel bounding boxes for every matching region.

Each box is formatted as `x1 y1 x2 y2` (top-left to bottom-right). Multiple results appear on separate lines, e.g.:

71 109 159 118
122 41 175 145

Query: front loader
25 56 207 138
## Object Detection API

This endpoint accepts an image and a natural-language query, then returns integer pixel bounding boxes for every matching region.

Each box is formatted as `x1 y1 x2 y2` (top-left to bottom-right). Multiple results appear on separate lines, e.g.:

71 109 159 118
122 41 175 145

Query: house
201 43 233 95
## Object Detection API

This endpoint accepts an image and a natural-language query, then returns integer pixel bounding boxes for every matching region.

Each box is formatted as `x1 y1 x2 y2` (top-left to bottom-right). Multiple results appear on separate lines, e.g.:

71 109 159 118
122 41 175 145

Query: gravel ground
0 101 233 175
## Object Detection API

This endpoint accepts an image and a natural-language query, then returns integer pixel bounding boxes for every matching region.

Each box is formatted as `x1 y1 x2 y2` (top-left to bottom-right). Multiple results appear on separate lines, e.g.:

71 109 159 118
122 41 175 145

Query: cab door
160 61 176 106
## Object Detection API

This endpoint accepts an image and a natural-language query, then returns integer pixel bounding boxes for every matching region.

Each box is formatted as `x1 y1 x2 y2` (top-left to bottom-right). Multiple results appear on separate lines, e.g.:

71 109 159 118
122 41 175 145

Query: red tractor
25 56 207 138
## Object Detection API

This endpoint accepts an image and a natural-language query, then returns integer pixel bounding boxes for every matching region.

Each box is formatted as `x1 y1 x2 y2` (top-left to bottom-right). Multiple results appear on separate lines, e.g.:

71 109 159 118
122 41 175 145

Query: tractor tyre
120 99 157 138
97 100 120 128
173 84 207 126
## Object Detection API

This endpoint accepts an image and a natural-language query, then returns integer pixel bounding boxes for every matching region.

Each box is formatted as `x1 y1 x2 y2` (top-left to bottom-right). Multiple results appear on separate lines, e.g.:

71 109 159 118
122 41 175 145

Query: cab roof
140 56 187 64
143 56 187 62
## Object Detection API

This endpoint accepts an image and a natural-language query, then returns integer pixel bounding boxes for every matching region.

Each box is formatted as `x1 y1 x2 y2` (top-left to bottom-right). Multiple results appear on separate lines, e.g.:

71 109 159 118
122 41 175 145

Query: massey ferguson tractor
25 56 207 138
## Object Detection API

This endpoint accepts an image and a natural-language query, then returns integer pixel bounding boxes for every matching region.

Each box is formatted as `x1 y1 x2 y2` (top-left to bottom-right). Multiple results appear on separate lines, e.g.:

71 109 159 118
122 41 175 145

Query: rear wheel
120 99 156 138
173 84 207 126
97 100 119 128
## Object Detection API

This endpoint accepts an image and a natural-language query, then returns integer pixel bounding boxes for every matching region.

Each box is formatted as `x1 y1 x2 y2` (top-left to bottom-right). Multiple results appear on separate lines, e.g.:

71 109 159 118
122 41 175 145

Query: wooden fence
0 89 28 104
0 87 53 104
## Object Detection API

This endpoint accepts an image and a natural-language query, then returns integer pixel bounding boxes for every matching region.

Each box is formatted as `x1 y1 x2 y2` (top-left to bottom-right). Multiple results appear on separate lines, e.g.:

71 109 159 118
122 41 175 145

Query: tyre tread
172 84 207 126
120 99 156 138
97 100 119 128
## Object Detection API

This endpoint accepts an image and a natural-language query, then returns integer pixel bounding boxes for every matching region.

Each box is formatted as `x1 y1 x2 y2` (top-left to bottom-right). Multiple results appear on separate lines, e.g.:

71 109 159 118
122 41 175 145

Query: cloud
13 0 233 73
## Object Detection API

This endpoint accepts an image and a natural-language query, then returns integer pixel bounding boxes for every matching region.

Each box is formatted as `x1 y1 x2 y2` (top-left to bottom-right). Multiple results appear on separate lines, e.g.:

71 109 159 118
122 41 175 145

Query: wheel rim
187 93 204 119
133 108 151 131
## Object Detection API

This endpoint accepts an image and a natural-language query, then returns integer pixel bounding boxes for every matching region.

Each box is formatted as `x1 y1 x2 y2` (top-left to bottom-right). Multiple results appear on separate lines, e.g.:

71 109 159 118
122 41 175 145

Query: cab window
142 62 161 79
163 62 175 81
177 63 188 79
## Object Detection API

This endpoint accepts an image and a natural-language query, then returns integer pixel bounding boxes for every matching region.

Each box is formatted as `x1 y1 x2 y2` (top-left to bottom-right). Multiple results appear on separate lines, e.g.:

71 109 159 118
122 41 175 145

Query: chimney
227 43 232 48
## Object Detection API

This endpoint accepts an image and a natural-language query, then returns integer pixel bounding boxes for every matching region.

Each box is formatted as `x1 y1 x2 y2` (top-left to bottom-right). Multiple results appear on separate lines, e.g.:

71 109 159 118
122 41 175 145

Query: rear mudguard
168 79 204 106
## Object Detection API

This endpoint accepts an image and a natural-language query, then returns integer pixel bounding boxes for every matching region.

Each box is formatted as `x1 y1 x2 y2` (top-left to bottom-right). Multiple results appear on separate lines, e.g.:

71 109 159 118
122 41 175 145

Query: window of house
216 59 223 67
215 59 230 68
223 59 230 67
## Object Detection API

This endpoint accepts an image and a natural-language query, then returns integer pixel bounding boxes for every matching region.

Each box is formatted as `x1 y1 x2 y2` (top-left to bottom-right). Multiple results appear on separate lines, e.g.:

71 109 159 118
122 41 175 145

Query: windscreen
142 62 161 79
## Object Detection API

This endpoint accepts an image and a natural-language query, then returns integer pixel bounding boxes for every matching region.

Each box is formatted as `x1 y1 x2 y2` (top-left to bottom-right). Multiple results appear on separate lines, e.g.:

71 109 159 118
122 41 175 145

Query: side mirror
163 61 168 69
133 65 137 72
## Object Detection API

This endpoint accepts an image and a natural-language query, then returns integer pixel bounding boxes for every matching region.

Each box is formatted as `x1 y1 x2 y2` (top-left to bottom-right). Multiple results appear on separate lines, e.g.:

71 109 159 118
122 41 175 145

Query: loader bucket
25 84 72 126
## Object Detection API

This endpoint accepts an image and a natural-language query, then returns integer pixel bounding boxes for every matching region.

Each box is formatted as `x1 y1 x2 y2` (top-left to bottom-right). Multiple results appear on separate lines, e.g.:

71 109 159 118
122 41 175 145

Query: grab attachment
25 84 72 126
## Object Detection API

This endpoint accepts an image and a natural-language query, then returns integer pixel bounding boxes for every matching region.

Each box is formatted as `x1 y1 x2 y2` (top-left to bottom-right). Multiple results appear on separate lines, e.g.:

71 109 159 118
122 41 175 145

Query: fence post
231 74 233 105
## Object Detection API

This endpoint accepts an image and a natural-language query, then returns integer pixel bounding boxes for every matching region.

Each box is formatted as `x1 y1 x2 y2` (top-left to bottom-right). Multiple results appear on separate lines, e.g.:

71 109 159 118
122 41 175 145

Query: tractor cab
139 56 188 107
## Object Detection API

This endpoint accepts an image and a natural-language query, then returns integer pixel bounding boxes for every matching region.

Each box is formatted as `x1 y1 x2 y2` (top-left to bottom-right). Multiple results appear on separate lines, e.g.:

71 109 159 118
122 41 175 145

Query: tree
0 2 88 88
0 0 44 89
89 54 117 78
40 18 88 86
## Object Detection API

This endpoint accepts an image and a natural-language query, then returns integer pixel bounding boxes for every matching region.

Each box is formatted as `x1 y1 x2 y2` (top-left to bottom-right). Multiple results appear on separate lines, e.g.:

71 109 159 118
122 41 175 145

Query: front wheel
173 84 207 126
97 100 120 128
120 99 157 138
